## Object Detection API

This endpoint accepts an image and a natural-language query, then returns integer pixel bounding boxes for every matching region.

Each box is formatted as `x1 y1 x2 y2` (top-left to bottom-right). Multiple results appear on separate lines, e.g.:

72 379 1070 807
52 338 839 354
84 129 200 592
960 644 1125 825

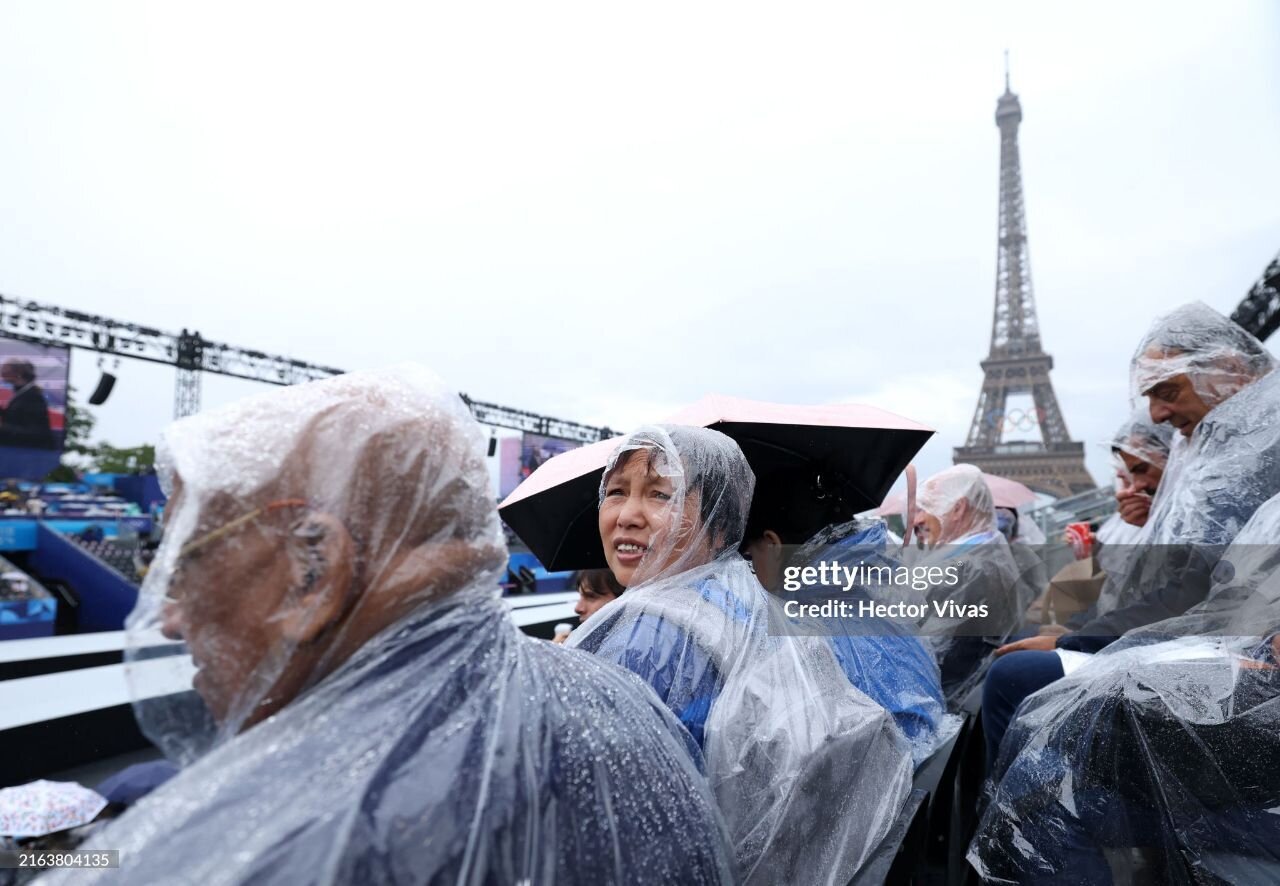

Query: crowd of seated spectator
968 302 1280 882
69 535 146 583
13 301 1280 883
0 561 41 602
0 479 141 519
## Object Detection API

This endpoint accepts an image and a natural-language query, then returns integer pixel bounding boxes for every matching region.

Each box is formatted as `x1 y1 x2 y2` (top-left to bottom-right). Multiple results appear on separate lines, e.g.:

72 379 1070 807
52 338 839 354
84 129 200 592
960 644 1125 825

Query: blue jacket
583 521 945 764
582 577 740 747
790 520 947 763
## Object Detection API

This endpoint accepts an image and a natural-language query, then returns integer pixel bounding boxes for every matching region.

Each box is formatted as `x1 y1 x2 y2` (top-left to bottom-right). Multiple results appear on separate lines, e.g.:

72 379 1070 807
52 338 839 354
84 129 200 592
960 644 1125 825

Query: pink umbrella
500 394 933 570
877 470 1037 515
498 435 624 570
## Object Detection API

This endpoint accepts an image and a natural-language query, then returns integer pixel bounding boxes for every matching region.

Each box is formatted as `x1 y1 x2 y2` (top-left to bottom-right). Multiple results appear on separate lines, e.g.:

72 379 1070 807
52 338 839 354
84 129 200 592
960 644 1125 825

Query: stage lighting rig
0 293 616 444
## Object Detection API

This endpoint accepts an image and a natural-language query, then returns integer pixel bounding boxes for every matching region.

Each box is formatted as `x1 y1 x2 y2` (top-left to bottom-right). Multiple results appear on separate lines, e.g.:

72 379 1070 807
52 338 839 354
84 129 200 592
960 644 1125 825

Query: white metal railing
1 601 578 730
1028 485 1118 538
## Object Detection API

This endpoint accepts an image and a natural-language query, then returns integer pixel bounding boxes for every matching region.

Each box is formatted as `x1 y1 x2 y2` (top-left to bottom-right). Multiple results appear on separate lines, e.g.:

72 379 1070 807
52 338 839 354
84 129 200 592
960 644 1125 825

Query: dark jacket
0 384 55 449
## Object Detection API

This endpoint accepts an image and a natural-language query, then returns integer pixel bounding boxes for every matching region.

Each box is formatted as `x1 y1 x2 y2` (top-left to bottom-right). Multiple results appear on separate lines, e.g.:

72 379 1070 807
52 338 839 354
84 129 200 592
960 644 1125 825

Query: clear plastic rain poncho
1090 409 1175 618
50 367 733 886
1012 513 1046 546
1061 308 1280 647
568 426 913 885
970 492 1280 884
1095 511 1144 547
915 464 1000 546
779 516 953 767
1110 407 1175 472
1128 301 1275 549
1130 301 1275 409
994 508 1049 627
908 465 1021 704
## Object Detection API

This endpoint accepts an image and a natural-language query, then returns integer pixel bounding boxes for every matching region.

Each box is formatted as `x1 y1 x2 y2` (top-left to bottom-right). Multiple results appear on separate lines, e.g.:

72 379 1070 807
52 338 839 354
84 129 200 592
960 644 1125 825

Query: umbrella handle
900 464 918 553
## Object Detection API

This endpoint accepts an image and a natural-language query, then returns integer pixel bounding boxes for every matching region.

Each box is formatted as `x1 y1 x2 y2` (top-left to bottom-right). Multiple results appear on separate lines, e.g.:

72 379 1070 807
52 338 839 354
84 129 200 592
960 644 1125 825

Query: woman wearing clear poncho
969 492 1280 884
43 367 734 886
567 425 914 885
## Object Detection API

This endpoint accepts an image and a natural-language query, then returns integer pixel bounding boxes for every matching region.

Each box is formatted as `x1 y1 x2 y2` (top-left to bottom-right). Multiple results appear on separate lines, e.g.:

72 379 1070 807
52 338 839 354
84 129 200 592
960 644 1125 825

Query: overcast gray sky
1 1 1277 494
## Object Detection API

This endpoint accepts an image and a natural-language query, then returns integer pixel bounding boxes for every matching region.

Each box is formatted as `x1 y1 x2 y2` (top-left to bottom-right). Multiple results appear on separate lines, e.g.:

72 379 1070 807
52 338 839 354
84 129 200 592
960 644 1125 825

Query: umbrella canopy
500 394 933 570
0 779 107 838
877 470 1037 516
96 760 179 806
498 436 624 570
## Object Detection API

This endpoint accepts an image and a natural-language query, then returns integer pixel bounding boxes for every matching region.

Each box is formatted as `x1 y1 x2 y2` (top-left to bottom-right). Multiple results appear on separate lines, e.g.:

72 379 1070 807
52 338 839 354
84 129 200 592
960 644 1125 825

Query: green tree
44 387 96 481
62 387 96 457
43 389 156 480
90 443 156 473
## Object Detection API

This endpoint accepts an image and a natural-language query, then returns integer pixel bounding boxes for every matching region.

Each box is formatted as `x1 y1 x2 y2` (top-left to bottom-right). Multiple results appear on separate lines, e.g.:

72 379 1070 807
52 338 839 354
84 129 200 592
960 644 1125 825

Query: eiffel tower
953 64 1096 498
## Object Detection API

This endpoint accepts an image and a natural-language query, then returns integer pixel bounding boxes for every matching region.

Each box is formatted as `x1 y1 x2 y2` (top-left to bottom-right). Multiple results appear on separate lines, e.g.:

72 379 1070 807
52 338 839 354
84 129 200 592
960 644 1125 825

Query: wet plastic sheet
1109 407 1174 471
783 517 955 766
970 494 1280 884
1144 369 1280 549
1063 306 1280 643
1130 301 1275 409
909 465 1021 704
1089 409 1172 619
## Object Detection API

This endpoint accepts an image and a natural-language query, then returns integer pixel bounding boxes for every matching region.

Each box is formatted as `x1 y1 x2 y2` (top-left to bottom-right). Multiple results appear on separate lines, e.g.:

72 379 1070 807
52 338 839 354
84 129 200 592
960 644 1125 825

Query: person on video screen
0 358 55 449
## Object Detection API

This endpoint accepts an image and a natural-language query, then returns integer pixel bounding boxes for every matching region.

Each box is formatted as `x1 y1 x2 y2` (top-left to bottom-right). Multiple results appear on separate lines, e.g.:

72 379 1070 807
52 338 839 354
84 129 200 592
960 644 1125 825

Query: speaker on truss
88 372 117 405
487 434 498 457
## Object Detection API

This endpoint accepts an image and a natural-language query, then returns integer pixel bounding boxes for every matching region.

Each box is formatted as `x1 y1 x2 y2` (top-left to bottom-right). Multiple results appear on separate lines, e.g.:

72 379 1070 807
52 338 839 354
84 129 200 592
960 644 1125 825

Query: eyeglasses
177 498 310 560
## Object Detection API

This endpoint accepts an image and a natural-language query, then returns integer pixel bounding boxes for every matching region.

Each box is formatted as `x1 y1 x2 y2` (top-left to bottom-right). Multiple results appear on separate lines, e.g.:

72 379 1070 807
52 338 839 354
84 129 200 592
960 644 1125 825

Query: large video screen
497 437 523 500
521 433 580 481
497 433 584 501
0 337 70 481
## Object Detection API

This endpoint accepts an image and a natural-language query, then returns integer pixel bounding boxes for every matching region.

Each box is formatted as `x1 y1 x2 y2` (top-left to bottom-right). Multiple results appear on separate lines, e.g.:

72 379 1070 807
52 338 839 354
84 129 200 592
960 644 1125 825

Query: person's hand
1116 486 1152 527
1241 635 1280 669
551 634 568 645
995 634 1059 657
1238 658 1276 670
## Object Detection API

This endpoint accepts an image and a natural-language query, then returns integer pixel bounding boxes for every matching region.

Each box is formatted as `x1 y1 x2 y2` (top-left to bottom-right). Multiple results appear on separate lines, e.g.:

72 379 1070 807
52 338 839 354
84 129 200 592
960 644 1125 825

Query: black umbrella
499 395 933 570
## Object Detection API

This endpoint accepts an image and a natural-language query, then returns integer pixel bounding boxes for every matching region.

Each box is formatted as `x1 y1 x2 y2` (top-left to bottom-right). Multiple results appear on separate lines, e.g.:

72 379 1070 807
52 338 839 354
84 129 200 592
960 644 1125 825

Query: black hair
2 359 36 384
665 425 751 553
569 568 624 598
743 466 854 546
995 506 1019 541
